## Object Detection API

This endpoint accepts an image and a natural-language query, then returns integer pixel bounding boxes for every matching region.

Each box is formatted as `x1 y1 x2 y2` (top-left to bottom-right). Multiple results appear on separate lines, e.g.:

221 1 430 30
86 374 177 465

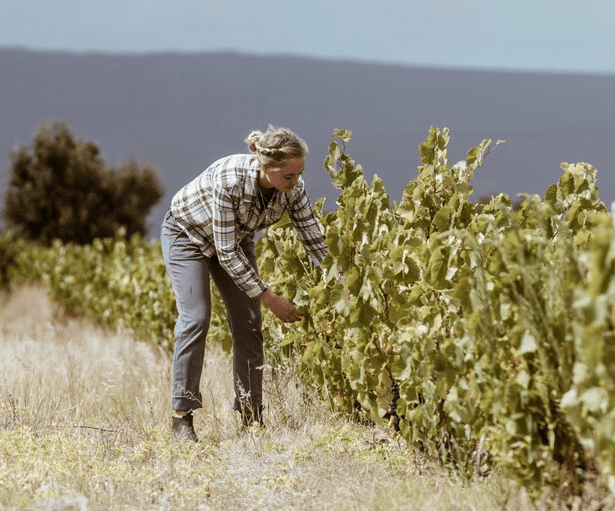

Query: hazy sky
2 0 614 74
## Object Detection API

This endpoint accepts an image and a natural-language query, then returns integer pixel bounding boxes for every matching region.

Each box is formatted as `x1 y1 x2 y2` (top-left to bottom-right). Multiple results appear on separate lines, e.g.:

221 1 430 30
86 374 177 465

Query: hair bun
245 130 263 153
245 126 308 169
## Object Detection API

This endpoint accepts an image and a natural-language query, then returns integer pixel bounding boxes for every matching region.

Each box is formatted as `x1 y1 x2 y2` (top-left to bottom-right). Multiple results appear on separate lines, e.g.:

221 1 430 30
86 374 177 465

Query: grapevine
2 127 614 498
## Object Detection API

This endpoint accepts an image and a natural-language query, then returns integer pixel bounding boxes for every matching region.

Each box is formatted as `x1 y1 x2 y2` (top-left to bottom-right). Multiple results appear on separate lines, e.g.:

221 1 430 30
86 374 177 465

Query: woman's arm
288 181 328 265
211 184 268 299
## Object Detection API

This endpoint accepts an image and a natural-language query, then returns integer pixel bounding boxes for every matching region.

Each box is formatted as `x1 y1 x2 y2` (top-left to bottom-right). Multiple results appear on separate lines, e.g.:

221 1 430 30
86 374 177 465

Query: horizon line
2 45 615 79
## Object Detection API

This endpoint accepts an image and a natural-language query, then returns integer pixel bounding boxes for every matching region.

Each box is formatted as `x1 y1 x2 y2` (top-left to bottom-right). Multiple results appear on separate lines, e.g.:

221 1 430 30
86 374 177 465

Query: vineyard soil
0 287 608 510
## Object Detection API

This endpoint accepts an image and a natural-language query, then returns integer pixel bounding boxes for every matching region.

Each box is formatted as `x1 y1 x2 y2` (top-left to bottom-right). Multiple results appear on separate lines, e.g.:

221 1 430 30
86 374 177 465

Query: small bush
4 120 164 244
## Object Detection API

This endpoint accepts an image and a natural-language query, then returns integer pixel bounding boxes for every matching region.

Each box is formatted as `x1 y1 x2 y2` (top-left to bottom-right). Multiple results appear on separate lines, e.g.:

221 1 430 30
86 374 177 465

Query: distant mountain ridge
1 48 613 234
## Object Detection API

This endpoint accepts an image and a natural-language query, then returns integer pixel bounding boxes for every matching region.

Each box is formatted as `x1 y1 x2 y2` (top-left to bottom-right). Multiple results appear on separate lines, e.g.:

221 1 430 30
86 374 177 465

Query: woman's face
261 157 305 194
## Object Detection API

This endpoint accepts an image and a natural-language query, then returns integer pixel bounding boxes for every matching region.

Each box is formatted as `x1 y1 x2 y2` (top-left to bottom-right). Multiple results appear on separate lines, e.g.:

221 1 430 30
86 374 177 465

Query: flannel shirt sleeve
288 182 328 266
212 183 268 299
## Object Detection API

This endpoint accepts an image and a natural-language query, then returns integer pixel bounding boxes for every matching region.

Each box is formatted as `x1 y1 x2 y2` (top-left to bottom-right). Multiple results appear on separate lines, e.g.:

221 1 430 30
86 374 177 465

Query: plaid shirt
170 154 328 298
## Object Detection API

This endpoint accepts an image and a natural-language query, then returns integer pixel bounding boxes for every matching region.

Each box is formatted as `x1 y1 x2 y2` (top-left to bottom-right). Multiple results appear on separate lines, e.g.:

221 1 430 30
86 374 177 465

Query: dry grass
0 286 610 510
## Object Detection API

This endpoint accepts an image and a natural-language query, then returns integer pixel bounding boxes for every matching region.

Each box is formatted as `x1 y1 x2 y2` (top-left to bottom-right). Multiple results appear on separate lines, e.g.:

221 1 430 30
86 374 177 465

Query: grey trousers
160 211 264 413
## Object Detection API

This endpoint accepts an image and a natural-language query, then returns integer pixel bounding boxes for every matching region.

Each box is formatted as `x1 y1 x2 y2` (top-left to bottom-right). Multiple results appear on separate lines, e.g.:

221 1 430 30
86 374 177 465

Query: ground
0 286 607 510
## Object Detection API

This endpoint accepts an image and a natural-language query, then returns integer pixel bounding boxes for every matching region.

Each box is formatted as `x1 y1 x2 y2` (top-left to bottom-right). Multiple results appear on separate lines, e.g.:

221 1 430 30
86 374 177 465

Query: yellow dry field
0 286 605 510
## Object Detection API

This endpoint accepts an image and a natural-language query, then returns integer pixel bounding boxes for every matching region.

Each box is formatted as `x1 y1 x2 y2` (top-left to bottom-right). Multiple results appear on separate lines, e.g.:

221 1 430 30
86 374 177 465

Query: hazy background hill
1 48 613 236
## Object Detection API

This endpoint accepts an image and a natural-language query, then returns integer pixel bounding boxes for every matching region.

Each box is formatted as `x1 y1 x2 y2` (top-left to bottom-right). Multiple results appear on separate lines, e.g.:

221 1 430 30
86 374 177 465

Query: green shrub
4 121 164 244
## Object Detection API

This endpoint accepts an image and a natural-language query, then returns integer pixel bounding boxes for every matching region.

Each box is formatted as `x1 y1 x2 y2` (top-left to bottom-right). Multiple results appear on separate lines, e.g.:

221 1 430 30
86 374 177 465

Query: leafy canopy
3 121 164 244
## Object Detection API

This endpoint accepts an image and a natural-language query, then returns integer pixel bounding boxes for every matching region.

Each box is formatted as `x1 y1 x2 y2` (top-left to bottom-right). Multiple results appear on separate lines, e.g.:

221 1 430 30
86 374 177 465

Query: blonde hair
245 125 308 170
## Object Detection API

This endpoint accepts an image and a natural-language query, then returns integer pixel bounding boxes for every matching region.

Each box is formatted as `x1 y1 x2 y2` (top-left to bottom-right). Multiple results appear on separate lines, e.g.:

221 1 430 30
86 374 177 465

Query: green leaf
432 206 452 232
518 331 538 355
418 126 438 165
331 285 351 316
427 245 450 288
544 184 558 207
332 129 352 142
580 387 607 413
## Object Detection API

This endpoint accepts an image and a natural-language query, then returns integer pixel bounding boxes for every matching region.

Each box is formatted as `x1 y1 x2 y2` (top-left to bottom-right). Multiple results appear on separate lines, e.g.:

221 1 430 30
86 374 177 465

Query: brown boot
240 404 265 429
172 412 199 442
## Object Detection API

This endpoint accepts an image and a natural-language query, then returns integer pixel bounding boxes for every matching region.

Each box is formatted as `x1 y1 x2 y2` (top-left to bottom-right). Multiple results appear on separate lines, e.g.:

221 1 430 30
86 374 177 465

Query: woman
160 126 328 440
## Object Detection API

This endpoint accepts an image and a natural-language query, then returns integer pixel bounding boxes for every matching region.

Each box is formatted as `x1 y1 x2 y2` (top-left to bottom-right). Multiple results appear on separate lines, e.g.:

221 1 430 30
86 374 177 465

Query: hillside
1 48 613 234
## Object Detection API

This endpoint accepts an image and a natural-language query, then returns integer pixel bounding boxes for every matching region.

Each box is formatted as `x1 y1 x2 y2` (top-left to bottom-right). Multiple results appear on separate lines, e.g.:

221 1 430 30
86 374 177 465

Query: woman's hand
259 289 303 323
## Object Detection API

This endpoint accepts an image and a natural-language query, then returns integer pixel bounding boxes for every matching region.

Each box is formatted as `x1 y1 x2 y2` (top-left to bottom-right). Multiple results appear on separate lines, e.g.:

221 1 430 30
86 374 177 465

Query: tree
3 121 164 244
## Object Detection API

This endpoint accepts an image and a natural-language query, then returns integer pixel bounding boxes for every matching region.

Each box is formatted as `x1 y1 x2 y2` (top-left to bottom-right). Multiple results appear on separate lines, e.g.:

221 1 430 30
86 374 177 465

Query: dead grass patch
1 286 612 510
